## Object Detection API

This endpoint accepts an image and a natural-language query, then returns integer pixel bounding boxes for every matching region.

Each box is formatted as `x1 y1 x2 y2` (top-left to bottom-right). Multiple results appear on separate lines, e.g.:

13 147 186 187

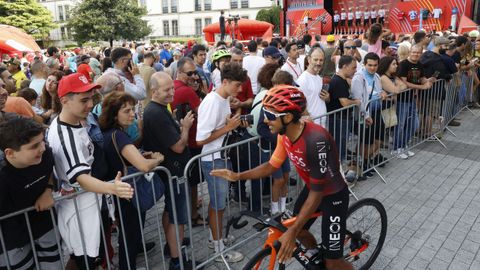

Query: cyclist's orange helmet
262 85 306 113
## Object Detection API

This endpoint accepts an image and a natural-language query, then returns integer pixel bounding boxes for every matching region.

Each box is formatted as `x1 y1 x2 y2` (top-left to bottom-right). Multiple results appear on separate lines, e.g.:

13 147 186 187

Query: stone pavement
134 109 480 270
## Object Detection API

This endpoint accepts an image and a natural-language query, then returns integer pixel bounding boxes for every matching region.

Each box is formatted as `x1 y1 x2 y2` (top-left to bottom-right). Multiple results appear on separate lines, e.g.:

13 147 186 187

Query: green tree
255 6 281 33
0 0 57 39
68 0 152 47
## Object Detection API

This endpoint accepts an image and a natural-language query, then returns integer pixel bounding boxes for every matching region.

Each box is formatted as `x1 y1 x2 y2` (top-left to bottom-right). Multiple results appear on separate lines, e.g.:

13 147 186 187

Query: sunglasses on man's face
264 109 287 121
184 70 198 77
344 46 357 50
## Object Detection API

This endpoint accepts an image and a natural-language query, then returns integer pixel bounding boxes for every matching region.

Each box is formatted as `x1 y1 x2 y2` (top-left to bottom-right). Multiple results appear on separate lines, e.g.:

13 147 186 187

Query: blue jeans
328 117 350 162
201 159 231 210
393 101 419 150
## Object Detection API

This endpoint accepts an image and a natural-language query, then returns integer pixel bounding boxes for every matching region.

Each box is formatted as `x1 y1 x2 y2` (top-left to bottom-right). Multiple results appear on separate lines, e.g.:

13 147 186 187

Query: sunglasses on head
264 109 287 121
185 70 198 77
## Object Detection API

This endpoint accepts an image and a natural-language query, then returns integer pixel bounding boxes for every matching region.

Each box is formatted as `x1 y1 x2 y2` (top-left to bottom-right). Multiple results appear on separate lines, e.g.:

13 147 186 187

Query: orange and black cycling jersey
269 121 346 195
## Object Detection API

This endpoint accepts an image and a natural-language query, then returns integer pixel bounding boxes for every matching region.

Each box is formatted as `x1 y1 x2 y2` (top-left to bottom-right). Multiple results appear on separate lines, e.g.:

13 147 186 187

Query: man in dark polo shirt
0 117 61 270
142 72 195 270
171 57 206 227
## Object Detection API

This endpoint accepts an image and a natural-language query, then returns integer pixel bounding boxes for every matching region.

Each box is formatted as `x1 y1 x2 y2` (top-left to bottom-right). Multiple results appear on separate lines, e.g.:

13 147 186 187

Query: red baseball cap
58 73 101 98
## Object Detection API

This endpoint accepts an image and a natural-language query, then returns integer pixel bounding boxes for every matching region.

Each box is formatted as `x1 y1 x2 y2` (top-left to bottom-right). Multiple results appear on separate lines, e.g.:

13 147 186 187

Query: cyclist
211 85 353 270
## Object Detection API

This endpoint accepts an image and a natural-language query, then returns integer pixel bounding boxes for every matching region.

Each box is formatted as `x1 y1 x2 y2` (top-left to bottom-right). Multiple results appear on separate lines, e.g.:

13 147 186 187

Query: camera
240 114 254 125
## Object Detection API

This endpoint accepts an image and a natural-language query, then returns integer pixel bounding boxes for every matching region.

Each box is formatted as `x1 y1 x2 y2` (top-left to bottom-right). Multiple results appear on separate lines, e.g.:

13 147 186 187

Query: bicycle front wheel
243 246 286 270
344 198 387 270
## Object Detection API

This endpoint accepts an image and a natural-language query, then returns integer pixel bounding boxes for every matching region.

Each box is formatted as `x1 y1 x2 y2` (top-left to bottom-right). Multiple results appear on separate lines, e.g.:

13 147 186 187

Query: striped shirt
47 116 94 192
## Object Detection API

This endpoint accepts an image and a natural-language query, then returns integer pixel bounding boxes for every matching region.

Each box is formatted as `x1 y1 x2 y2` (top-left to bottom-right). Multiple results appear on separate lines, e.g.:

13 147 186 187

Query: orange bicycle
229 198 387 270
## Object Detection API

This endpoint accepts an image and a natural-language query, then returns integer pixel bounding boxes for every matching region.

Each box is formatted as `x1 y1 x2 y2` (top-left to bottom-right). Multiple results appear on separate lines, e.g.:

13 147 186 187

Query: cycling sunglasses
264 109 287 121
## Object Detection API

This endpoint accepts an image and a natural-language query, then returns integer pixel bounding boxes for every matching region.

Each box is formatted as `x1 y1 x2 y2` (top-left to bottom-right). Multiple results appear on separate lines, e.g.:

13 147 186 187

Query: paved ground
131 109 480 270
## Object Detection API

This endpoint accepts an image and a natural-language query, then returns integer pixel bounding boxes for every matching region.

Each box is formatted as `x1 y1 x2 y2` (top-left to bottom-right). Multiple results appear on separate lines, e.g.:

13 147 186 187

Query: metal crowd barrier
0 166 186 270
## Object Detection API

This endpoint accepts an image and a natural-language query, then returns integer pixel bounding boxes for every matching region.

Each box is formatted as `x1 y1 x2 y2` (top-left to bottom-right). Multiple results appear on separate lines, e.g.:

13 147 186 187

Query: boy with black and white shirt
0 117 61 270
47 73 133 269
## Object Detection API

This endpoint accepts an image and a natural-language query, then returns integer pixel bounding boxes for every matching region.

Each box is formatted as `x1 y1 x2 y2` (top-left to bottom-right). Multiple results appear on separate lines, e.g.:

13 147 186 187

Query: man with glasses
331 40 362 73
160 43 173 66
105 47 146 101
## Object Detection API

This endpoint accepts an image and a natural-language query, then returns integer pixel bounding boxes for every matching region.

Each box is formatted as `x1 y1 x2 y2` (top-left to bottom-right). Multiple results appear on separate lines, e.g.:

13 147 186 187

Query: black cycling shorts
379 17 384 24
293 185 349 259
348 20 353 26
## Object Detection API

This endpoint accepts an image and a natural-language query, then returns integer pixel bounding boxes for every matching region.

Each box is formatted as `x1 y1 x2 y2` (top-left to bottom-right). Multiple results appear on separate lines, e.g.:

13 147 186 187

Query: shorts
348 20 353 26
187 147 203 186
356 19 362 25
162 177 189 224
0 229 62 270
334 21 339 27
379 17 384 24
340 20 346 26
201 159 231 210
293 186 350 259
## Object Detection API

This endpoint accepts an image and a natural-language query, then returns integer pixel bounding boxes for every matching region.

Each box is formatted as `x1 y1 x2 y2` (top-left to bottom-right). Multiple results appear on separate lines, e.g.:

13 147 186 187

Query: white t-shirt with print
296 71 327 128
334 14 340 22
347 12 354 20
355 11 363 19
370 10 377 18
378 9 386 17
433 8 442 19
340 12 347 20
364 11 370 19
197 91 232 161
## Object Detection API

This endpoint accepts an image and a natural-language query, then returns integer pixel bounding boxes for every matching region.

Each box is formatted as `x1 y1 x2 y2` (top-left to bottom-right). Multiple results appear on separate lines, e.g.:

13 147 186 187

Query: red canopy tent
203 18 273 43
0 25 41 57
457 15 479 34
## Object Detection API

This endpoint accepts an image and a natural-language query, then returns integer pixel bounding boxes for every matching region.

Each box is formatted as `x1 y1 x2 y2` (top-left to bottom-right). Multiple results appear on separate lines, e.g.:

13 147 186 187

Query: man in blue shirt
160 43 173 66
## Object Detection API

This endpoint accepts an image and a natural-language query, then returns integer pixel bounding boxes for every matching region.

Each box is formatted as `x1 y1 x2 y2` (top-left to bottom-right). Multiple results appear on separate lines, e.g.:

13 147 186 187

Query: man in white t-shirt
47 73 133 269
370 8 377 23
196 62 246 263
281 42 303 81
333 10 340 35
243 40 265 95
409 10 418 21
433 8 442 19
297 47 329 127
378 6 386 25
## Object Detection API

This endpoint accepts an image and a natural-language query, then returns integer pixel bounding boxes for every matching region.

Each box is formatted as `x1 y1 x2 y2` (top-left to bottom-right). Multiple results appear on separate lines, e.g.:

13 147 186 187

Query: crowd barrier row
1 75 478 270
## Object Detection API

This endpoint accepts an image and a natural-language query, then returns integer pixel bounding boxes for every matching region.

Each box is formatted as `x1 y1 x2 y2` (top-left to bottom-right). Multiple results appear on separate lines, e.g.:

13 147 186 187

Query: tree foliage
256 6 281 33
0 0 57 39
68 0 152 46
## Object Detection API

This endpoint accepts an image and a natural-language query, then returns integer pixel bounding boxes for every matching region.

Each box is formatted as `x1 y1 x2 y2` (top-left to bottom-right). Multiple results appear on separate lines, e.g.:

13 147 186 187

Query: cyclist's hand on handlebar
277 229 297 264
210 169 239 181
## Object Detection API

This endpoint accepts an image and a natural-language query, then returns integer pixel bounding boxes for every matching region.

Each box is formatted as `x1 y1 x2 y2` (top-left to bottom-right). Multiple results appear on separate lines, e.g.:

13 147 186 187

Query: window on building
66 27 73 39
230 0 238 9
204 0 211 11
171 0 178 13
65 5 70 20
163 0 169 13
172 20 178 36
195 18 202 36
163 20 170 36
204 18 212 26
60 27 66 39
195 0 201 11
58 6 64 21
241 0 248 8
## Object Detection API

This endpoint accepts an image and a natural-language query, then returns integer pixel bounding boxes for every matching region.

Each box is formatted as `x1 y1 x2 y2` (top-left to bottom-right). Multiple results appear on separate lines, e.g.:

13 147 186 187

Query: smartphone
239 114 254 125
175 103 192 120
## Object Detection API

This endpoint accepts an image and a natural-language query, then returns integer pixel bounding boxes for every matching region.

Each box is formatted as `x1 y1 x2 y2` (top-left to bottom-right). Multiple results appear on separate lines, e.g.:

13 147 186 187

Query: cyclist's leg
321 186 353 270
292 186 320 249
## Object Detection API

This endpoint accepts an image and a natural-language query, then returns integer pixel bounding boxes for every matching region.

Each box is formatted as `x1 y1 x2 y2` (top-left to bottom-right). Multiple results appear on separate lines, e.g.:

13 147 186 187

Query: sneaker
397 152 408 159
357 175 368 181
208 234 236 249
364 171 374 178
405 150 415 157
169 258 193 270
345 170 357 183
164 238 191 258
138 242 155 254
214 250 244 263
448 120 461 126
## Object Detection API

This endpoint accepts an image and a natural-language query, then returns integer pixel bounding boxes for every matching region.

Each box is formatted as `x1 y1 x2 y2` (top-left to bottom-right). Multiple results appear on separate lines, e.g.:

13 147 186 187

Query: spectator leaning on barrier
47 73 134 269
0 117 62 270
171 57 206 227
326 55 360 167
398 44 433 157
99 91 164 270
297 46 330 128
351 52 387 179
142 72 195 270
196 62 246 263
243 40 266 95
106 47 146 101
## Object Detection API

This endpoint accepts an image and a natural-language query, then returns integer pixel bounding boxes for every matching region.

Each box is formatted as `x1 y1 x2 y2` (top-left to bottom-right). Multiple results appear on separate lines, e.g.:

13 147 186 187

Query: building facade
37 0 78 47
142 0 273 39
38 0 274 46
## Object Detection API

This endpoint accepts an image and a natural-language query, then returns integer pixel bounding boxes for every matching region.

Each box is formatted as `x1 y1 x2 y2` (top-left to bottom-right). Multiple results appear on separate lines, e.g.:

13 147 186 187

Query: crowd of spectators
1 24 480 270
